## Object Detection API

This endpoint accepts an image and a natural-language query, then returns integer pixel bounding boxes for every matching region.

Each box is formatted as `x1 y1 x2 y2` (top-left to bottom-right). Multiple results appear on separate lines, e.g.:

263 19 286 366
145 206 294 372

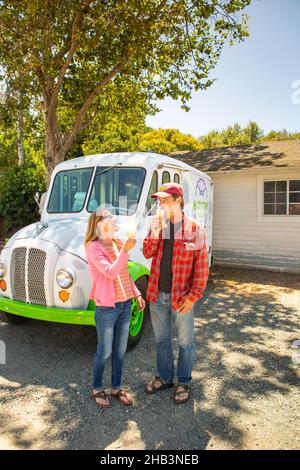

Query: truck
0 152 214 349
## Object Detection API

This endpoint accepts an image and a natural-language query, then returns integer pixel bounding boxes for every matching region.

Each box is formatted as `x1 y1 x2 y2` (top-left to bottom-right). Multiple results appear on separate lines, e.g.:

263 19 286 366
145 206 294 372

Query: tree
0 0 251 186
244 120 263 143
200 121 263 148
0 88 45 172
138 127 203 153
261 129 300 142
81 80 149 154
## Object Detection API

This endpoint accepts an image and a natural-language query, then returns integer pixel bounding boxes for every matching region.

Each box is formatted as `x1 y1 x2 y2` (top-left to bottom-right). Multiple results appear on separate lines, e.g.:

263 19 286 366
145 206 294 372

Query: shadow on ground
0 267 299 449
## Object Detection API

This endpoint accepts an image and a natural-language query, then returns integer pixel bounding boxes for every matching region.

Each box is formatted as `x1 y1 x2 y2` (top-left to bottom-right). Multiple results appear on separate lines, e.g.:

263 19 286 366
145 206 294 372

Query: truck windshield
47 167 94 213
87 166 146 215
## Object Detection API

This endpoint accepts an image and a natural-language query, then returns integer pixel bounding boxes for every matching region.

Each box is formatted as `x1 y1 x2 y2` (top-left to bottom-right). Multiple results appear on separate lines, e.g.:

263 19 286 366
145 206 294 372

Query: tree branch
59 61 126 157
49 10 83 115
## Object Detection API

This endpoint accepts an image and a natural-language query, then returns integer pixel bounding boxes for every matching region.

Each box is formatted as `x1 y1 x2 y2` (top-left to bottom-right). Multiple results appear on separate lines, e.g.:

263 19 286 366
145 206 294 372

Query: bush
0 164 46 232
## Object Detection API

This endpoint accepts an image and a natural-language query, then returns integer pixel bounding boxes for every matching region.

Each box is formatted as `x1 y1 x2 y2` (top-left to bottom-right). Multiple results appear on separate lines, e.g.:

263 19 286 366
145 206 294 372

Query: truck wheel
0 311 30 325
127 276 149 351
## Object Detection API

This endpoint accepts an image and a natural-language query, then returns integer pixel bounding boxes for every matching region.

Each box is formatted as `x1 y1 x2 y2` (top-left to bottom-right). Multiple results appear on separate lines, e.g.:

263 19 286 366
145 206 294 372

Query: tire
0 310 30 325
127 275 149 351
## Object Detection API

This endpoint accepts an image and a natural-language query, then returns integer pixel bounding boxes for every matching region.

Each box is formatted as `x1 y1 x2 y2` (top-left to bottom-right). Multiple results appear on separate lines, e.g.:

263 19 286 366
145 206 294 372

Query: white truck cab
0 152 213 348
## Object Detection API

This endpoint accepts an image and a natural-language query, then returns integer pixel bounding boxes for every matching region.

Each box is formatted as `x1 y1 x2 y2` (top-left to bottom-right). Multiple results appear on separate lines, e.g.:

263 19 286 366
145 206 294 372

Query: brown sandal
91 390 111 408
174 384 191 404
145 376 174 395
111 389 133 406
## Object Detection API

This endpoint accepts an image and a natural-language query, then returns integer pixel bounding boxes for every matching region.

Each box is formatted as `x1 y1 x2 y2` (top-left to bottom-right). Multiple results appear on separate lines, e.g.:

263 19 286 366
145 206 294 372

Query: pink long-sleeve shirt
85 239 141 307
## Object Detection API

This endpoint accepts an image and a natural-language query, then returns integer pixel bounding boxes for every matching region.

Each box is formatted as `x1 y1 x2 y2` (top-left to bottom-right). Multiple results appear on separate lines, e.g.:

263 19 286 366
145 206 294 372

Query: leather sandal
91 390 112 408
145 376 174 395
111 389 133 406
174 384 191 404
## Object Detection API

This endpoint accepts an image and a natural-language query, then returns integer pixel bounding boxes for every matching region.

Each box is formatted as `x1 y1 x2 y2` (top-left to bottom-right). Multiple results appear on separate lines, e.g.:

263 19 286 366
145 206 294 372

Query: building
172 140 300 273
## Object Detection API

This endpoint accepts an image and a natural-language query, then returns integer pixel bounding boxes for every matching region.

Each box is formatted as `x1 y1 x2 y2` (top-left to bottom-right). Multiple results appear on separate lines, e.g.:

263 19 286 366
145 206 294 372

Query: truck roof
55 152 210 179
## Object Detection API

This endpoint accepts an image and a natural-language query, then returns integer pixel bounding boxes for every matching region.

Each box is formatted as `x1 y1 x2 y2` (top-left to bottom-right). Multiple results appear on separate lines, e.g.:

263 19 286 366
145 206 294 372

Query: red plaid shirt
143 211 209 311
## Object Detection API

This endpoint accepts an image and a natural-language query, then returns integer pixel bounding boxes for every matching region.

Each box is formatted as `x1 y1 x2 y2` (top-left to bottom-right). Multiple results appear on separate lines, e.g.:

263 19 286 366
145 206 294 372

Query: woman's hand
123 236 136 253
113 238 124 251
137 295 146 311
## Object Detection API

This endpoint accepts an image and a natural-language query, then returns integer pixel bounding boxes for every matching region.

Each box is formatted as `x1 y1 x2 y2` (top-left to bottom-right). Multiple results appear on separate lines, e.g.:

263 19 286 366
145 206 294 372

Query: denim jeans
150 291 195 385
93 299 131 390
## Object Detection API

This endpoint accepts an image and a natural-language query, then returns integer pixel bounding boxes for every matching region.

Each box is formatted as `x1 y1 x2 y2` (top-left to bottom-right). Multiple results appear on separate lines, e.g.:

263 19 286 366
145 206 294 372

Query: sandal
111 389 133 406
174 384 191 404
145 376 174 395
91 390 112 408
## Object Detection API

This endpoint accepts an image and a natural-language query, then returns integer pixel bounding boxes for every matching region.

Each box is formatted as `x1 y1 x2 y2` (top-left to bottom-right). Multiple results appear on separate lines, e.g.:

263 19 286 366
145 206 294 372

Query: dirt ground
0 266 299 450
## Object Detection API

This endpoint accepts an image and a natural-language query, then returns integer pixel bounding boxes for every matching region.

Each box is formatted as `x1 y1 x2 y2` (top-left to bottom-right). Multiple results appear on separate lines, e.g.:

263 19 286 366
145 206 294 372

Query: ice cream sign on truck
0 152 214 349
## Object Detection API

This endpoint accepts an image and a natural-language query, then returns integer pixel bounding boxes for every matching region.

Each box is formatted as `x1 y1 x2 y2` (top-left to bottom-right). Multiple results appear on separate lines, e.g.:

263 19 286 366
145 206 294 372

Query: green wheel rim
129 298 144 337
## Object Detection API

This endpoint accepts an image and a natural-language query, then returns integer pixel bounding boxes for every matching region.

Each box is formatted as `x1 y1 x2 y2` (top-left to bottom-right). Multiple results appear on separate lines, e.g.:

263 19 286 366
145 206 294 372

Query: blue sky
146 0 300 138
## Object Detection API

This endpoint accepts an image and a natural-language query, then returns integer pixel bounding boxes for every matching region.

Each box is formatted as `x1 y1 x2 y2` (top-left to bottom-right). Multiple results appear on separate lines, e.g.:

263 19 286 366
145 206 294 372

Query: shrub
0 164 46 232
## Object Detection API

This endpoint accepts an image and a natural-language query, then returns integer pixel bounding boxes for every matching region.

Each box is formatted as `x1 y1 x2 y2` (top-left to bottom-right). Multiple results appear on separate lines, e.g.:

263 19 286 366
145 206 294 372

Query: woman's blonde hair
84 211 103 246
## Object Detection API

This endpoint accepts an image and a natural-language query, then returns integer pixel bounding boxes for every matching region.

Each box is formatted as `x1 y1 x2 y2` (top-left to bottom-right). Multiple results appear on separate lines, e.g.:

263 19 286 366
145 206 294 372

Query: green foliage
0 0 251 174
0 126 18 170
137 128 203 154
200 121 264 148
261 129 300 142
199 122 300 149
0 165 46 231
81 79 149 154
0 99 46 173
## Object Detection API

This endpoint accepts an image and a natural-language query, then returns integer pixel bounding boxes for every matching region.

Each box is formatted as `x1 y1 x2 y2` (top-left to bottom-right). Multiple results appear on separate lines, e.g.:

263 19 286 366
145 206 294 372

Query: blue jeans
93 299 131 390
150 291 195 385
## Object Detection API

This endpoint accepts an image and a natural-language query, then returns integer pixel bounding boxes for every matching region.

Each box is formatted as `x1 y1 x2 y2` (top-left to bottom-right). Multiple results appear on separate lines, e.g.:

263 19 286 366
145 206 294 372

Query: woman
85 208 145 408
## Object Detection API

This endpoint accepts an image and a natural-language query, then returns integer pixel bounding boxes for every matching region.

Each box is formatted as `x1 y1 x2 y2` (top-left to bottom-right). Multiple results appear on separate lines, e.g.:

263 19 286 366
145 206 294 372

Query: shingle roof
170 139 300 172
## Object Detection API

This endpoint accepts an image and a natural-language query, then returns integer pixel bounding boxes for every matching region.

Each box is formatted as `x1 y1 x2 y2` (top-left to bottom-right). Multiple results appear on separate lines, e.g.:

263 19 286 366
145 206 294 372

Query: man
122 175 140 201
143 182 209 404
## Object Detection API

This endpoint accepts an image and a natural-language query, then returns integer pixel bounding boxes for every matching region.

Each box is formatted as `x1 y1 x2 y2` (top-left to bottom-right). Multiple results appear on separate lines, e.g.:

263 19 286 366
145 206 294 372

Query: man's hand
150 215 162 238
137 295 146 311
178 298 194 315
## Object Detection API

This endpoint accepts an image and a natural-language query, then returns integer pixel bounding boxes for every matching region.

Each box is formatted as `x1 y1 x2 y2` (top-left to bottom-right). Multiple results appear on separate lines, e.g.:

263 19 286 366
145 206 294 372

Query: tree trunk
44 110 65 188
45 134 63 189
44 117 84 188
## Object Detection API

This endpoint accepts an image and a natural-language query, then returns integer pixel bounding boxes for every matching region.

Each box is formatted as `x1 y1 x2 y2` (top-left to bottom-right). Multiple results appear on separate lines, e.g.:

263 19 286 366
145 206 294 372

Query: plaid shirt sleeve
186 226 209 303
142 230 160 259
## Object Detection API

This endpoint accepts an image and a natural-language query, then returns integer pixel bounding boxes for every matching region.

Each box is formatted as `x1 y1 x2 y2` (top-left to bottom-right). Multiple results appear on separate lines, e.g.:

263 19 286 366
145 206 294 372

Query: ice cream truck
0 152 214 349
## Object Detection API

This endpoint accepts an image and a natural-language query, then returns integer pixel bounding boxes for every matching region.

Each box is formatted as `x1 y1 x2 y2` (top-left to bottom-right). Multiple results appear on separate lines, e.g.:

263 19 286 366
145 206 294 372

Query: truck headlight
56 268 75 289
0 261 6 278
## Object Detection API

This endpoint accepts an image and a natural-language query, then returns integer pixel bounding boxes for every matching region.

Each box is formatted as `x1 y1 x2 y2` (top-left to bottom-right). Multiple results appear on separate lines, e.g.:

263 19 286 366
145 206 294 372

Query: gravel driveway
0 266 299 450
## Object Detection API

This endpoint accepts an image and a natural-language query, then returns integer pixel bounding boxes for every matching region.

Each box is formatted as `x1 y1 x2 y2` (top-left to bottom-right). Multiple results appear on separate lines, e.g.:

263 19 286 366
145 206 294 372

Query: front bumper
0 296 95 326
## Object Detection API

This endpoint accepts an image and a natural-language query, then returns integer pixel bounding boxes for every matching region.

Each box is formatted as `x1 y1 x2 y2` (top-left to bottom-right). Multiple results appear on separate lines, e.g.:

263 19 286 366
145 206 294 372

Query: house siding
209 168 300 273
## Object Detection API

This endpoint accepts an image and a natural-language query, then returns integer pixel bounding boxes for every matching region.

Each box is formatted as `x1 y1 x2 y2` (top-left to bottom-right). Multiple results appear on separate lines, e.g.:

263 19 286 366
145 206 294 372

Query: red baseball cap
151 182 184 199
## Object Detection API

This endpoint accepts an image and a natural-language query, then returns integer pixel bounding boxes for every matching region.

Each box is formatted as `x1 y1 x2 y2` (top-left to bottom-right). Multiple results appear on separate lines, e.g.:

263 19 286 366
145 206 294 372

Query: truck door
181 171 214 265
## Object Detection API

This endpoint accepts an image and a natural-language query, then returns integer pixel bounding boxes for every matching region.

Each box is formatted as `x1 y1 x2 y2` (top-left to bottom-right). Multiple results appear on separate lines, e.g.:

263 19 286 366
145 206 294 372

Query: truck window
162 171 170 184
174 173 180 183
87 167 146 215
47 168 93 213
146 171 158 215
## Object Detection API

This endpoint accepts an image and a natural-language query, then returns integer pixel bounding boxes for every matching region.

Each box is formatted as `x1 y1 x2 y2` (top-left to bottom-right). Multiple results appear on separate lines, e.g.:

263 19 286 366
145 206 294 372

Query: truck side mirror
39 192 48 214
34 191 48 214
34 192 40 205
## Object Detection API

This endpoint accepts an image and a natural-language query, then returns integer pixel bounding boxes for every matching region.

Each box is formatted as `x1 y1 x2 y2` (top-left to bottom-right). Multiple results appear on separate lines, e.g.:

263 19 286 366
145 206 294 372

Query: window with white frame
263 180 300 215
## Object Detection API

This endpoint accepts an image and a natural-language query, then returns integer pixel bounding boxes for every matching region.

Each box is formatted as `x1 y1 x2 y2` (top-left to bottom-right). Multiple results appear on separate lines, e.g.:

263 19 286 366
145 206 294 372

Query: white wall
209 168 300 272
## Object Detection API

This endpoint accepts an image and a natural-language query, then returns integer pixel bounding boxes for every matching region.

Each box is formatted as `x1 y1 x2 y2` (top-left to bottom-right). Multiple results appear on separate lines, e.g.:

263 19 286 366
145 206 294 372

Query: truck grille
10 247 47 306
28 249 47 305
10 247 26 302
